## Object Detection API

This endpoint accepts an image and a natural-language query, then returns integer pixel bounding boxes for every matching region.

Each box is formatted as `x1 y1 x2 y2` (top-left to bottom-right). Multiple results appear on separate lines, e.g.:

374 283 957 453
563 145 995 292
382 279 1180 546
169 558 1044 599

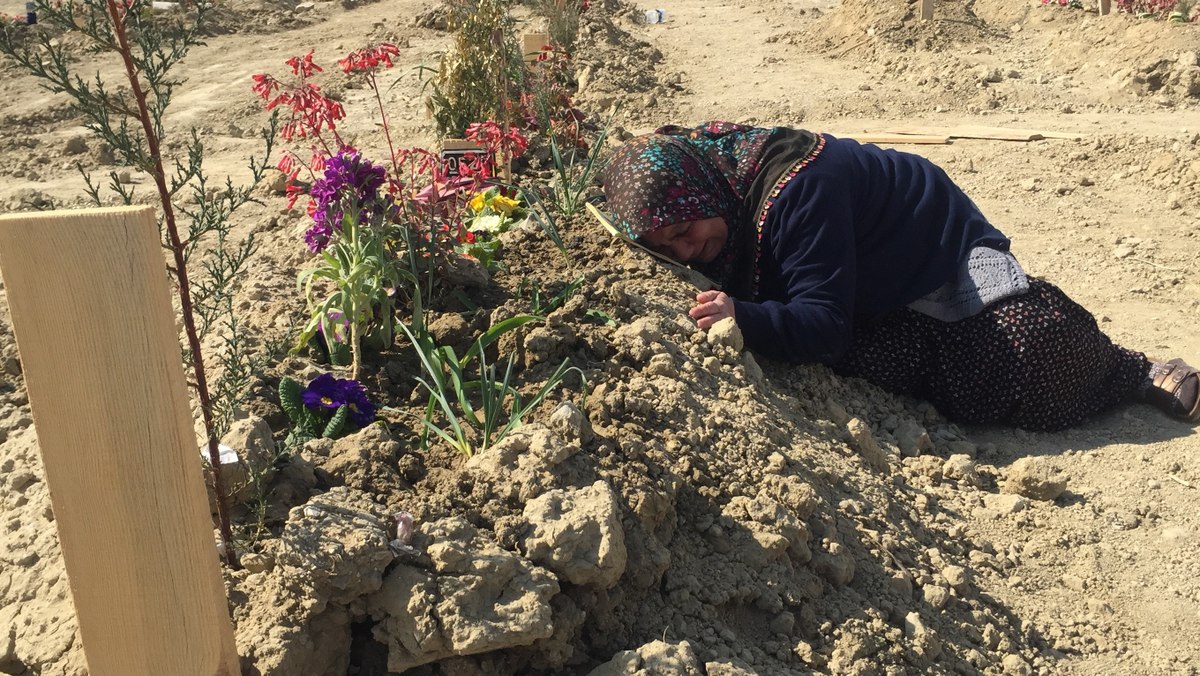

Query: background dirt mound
812 0 1006 53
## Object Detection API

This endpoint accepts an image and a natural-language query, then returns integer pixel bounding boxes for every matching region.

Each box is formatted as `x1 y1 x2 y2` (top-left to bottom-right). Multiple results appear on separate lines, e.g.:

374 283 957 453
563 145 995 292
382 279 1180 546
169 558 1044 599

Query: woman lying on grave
599 121 1199 431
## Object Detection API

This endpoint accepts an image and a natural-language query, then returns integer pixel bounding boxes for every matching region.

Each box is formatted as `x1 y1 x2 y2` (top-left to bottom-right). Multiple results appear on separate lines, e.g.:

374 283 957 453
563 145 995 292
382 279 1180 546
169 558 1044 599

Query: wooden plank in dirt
1098 0 1111 15
0 206 239 676
834 133 951 145
920 0 934 20
522 32 551 63
890 125 1084 141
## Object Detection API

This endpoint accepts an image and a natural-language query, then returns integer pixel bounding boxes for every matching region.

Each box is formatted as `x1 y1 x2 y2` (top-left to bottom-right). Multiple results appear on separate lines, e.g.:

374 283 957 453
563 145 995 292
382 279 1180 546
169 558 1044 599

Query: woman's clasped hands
689 289 736 329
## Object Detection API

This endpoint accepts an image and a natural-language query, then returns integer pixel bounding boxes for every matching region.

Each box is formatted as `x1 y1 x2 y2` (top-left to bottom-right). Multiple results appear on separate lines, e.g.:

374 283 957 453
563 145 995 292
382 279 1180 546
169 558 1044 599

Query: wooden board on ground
586 203 716 291
0 206 239 675
889 125 1084 142
833 132 951 145
522 32 551 63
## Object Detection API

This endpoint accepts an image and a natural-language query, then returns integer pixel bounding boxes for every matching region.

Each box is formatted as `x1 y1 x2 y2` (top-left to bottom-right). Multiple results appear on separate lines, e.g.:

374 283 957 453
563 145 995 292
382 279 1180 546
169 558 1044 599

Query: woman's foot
1142 359 1200 422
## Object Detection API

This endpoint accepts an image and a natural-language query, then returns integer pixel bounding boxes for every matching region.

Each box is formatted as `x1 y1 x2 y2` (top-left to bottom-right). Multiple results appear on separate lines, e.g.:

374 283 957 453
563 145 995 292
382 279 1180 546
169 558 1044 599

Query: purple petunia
340 379 376 428
300 373 376 428
305 148 388 253
301 373 346 409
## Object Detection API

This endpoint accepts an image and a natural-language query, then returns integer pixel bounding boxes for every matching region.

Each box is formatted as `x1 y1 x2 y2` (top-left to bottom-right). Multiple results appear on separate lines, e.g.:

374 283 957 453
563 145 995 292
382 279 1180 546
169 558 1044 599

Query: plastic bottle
643 8 666 23
25 1 36 24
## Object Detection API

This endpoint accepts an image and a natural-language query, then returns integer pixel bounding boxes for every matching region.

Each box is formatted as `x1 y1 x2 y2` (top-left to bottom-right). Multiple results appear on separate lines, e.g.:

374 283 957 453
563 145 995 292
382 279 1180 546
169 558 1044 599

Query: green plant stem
368 71 401 181
105 0 237 568
347 216 362 379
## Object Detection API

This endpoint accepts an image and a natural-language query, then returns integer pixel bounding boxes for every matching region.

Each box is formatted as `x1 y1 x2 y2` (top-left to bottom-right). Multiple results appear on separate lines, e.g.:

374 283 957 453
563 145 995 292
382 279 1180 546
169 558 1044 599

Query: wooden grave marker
0 206 239 676
522 31 551 64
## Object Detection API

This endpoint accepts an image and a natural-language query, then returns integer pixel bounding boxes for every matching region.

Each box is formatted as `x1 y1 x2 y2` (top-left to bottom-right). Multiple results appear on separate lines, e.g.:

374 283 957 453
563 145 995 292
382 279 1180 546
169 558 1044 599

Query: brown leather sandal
1146 359 1200 423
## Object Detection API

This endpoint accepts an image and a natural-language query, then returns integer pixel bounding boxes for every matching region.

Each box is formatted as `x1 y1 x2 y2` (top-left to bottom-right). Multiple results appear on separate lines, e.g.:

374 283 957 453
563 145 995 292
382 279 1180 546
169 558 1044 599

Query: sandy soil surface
1 0 1199 674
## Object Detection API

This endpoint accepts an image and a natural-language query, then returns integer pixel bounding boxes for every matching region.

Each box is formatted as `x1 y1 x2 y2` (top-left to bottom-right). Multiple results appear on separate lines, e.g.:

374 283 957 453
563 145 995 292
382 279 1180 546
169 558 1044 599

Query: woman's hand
689 290 736 329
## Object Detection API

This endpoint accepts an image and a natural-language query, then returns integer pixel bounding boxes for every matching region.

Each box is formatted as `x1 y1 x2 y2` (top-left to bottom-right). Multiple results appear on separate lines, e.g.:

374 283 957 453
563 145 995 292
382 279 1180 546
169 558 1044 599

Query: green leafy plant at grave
292 148 408 380
426 0 524 139
1169 0 1200 20
254 46 532 346
584 308 618 326
279 373 377 447
399 311 585 457
526 110 613 221
519 45 587 151
0 0 279 567
534 0 585 53
519 275 583 316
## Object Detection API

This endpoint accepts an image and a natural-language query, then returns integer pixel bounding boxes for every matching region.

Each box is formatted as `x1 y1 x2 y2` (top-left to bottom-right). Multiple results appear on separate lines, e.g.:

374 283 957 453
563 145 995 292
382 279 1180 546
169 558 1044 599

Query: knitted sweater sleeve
730 177 857 365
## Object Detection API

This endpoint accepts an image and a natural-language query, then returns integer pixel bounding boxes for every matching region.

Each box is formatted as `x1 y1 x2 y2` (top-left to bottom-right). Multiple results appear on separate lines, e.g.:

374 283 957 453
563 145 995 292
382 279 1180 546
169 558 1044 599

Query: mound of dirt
212 207 1042 674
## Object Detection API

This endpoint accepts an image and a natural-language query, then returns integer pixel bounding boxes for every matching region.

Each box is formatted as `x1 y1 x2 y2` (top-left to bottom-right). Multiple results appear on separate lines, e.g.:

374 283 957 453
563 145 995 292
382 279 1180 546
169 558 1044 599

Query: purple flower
340 378 376 428
304 220 334 253
300 373 376 428
304 148 388 253
301 373 345 409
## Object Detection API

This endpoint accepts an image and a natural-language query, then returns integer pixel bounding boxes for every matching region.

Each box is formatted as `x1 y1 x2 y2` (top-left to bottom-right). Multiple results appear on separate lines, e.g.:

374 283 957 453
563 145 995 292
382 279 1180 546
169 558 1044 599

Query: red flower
251 73 280 101
338 44 402 74
286 50 322 78
285 182 306 210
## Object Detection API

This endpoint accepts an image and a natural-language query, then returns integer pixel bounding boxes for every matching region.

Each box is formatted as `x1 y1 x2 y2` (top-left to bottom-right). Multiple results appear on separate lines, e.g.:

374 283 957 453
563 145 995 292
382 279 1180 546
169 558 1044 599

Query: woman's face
640 217 729 264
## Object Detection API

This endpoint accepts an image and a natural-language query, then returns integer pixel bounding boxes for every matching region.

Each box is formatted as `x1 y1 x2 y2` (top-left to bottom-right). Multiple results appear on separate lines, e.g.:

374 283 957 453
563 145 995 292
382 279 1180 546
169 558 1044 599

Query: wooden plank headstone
920 0 934 20
523 31 551 63
0 206 239 676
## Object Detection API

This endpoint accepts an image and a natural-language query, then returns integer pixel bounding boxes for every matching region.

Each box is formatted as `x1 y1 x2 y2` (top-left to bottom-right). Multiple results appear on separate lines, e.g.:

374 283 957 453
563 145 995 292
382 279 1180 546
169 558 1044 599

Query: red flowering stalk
466 120 529 173
337 43 403 180
252 51 347 208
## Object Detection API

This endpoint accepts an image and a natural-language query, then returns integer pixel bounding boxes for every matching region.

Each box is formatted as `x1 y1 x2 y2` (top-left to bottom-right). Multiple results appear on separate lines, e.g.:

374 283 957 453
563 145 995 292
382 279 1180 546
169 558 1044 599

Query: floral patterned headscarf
600 121 820 295
600 121 772 240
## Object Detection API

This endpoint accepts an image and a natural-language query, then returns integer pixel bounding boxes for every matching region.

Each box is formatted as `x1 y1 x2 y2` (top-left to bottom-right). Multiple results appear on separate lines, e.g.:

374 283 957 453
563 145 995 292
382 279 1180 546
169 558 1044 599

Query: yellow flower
492 194 521 216
468 192 486 213
468 214 504 233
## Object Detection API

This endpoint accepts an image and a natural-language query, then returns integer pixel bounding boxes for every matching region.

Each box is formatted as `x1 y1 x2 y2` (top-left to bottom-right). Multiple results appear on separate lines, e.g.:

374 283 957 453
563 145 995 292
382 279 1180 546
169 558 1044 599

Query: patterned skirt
833 278 1149 431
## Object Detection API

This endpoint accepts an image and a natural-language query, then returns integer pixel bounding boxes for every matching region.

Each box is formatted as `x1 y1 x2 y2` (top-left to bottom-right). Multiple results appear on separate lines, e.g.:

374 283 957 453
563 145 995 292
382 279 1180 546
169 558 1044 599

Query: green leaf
462 314 543 365
323 404 348 439
584 308 618 327
279 377 304 422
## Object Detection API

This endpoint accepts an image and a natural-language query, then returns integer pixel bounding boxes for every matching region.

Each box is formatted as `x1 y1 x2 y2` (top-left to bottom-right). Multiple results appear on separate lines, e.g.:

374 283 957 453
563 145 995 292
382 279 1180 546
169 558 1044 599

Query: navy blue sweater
733 135 1010 364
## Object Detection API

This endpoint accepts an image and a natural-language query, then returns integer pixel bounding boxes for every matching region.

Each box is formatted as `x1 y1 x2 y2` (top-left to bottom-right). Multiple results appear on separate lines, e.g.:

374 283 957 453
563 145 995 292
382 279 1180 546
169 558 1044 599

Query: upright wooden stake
522 31 551 63
1098 0 1111 15
494 27 513 183
920 0 934 20
0 207 239 676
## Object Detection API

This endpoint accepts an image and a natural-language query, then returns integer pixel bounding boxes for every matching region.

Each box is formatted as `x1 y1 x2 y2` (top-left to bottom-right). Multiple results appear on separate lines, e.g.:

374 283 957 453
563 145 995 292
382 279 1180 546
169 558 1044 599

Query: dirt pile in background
788 0 1200 118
